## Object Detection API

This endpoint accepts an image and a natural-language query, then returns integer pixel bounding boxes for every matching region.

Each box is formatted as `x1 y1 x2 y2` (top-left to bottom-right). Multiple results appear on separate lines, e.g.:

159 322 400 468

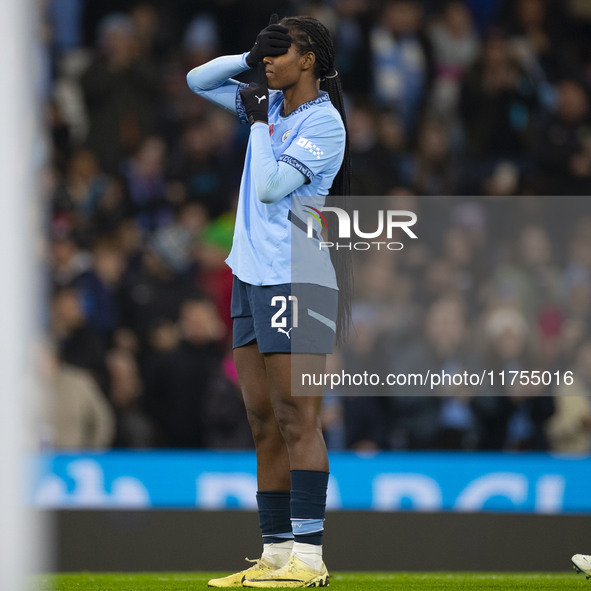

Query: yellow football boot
243 555 329 588
208 557 279 587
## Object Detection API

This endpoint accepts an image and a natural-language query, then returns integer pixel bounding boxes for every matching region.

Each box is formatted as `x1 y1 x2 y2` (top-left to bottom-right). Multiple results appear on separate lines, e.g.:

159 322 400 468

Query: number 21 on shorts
271 295 299 332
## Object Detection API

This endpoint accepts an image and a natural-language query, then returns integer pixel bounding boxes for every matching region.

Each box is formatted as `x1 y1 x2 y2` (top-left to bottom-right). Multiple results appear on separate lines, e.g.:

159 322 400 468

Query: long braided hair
280 16 353 345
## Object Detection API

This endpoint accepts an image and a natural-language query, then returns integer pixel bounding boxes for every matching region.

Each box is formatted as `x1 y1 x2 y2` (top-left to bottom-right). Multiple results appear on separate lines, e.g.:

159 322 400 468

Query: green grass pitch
34 571 589 590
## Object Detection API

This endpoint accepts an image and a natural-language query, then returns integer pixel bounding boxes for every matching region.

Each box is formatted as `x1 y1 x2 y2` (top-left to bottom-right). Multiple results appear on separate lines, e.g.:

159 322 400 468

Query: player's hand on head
240 83 270 125
246 23 291 68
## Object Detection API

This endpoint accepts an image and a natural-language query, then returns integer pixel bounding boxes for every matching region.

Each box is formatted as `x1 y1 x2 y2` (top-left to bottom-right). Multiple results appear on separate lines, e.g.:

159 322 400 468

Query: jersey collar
280 91 330 119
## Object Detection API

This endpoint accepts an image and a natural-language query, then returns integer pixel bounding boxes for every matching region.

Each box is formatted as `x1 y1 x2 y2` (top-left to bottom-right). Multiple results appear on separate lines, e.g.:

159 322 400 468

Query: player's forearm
186 53 249 93
250 123 305 203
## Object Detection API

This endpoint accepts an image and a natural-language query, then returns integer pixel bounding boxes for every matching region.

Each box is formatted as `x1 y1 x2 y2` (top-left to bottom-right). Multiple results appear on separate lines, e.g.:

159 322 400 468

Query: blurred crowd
40 0 591 453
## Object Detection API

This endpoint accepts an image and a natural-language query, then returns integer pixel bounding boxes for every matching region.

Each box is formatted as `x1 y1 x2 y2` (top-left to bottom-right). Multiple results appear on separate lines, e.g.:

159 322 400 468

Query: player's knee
245 407 278 444
271 399 313 443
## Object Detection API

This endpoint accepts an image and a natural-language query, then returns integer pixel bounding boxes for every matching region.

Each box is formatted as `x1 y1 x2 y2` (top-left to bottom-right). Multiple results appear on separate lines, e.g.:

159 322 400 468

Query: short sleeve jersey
225 89 345 289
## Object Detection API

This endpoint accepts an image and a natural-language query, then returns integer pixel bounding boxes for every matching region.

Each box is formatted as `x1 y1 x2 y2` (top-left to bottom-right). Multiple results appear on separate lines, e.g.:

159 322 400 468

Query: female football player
187 14 351 588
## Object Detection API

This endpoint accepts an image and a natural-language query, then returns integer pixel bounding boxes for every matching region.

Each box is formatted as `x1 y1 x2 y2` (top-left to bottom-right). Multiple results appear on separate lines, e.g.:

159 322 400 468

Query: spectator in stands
500 0 568 84
80 13 160 173
399 116 458 195
49 228 92 289
370 0 435 132
183 13 220 69
174 118 235 218
46 98 73 173
196 211 235 335
143 297 226 447
90 177 133 236
78 240 126 345
390 296 480 449
347 105 381 195
333 0 373 99
202 354 254 449
122 135 173 232
532 79 591 195
547 340 591 453
129 3 167 65
348 106 409 195
146 318 179 353
106 347 157 448
51 148 109 224
119 226 200 351
42 342 115 450
416 257 458 307
371 110 408 194
489 224 561 321
459 29 538 180
473 306 554 450
428 1 480 120
341 306 392 450
50 286 108 392
553 317 587 372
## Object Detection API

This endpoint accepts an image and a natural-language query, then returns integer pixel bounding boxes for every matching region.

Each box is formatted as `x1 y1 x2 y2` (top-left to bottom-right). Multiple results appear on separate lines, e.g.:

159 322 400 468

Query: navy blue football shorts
231 276 338 354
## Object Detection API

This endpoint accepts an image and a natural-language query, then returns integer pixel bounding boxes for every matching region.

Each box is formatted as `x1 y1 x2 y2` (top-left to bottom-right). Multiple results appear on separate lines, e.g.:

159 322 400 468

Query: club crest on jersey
281 130 291 143
295 136 324 159
269 124 274 136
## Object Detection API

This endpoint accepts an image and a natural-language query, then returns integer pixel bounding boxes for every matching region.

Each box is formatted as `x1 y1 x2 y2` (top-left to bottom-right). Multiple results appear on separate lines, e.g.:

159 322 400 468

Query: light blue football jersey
226 88 345 289
186 54 345 289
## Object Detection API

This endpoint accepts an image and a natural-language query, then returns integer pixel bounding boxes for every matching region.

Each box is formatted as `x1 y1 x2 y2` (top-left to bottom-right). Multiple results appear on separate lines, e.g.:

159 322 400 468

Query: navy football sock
290 470 329 546
256 490 293 544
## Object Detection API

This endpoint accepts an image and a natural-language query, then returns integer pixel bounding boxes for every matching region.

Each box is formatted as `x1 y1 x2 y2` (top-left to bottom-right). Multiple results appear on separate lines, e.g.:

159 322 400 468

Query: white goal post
0 0 45 587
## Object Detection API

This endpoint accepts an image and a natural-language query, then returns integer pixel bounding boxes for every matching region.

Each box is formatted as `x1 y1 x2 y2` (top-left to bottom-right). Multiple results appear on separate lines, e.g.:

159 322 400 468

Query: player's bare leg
264 353 328 471
235 342 291 490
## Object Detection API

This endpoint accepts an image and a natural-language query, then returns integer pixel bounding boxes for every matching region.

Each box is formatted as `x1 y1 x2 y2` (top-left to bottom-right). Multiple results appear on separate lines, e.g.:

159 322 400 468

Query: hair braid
280 16 353 345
